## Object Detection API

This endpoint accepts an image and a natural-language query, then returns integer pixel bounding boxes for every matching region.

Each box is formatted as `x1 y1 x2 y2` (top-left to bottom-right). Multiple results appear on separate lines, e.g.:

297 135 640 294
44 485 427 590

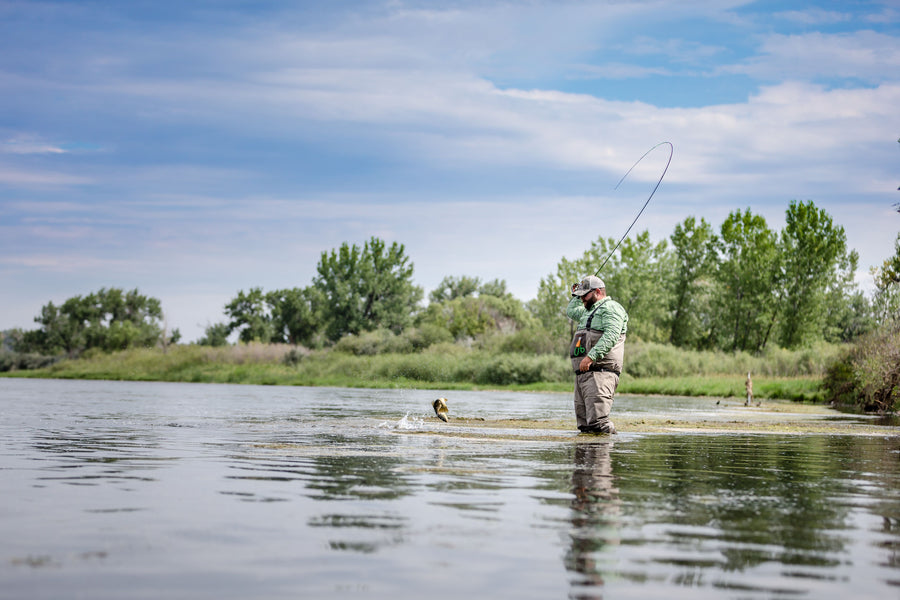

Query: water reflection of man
566 441 621 599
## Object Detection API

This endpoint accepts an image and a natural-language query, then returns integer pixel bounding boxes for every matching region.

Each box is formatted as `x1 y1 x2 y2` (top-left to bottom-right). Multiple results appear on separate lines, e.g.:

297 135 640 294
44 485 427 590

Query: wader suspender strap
585 301 604 331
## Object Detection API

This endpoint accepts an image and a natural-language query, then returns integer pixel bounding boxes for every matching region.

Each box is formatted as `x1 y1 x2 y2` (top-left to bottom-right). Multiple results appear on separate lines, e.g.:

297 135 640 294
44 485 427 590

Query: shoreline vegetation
4 214 899 414
0 341 833 404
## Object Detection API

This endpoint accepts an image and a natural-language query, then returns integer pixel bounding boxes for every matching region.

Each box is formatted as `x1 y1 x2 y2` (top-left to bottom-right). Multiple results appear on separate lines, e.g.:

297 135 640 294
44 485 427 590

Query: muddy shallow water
1 378 898 599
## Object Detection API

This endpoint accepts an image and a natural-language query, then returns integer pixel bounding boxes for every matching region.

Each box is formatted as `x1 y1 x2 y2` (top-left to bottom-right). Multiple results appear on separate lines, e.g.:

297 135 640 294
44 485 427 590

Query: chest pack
569 302 625 375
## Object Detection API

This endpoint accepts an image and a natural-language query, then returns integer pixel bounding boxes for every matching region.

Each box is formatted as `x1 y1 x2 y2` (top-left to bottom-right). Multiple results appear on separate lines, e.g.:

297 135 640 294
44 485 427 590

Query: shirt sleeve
566 296 585 322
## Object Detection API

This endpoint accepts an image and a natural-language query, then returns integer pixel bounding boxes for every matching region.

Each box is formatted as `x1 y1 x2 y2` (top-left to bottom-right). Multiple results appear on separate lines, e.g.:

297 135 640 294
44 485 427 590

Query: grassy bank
0 342 829 402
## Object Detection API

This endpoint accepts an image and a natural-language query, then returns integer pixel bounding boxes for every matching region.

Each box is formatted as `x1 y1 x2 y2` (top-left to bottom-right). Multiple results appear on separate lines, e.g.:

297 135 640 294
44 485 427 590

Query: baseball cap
573 275 605 296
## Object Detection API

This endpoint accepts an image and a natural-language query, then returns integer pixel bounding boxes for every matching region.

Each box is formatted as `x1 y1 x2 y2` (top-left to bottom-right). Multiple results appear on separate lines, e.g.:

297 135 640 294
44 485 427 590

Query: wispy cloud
0 253 135 272
1 135 67 155
773 9 851 25
725 30 900 83
0 166 92 187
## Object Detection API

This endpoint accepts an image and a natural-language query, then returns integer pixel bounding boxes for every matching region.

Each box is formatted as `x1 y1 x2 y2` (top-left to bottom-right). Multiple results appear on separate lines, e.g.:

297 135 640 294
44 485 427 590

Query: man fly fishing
563 141 671 434
567 275 628 434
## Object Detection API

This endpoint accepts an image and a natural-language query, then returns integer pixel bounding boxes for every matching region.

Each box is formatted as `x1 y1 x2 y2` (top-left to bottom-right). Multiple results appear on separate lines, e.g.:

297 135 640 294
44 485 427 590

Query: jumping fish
432 397 449 422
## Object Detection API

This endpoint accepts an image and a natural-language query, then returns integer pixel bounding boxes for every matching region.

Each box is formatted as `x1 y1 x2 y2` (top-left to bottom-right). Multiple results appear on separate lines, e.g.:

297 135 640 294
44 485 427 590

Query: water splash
378 412 425 431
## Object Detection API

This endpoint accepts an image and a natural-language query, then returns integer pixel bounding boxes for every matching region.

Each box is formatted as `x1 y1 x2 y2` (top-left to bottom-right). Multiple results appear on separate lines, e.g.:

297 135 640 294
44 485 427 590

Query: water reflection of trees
616 436 850 571
31 427 165 484
226 434 414 503
534 434 900 596
283 434 415 554
303 453 410 501
611 435 900 583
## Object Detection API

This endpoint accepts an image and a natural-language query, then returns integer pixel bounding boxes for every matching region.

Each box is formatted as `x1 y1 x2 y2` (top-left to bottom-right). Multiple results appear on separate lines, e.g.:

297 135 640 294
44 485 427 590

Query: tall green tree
598 230 673 343
777 200 848 348
429 275 513 303
429 275 482 303
197 322 231 347
266 286 325 346
875 232 900 287
823 250 874 342
871 233 900 326
314 237 423 341
18 288 165 355
668 216 717 348
530 232 624 340
23 301 82 355
225 287 274 343
419 294 535 340
530 230 672 343
530 256 587 339
712 209 780 353
478 278 513 299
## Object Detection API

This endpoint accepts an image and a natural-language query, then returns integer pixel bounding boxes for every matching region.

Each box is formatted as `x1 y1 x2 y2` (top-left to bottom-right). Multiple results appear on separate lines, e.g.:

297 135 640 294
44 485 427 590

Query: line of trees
6 200 899 362
8 288 179 357
201 200 895 358
203 238 535 349
208 237 424 347
532 200 885 353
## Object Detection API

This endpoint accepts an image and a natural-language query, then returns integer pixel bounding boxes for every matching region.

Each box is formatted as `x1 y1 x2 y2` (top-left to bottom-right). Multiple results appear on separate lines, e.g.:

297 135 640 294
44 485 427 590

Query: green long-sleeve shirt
566 296 628 361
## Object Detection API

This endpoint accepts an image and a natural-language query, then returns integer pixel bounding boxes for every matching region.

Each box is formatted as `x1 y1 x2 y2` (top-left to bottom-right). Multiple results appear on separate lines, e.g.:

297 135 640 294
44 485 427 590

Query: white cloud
726 30 900 83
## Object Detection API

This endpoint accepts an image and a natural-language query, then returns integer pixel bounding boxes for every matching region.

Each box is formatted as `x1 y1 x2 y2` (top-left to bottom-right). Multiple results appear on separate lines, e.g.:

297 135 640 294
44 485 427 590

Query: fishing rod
594 141 674 276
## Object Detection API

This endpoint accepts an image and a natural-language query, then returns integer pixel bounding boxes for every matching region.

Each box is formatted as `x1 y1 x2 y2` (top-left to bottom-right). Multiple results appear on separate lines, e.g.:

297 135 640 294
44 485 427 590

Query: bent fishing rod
593 141 673 276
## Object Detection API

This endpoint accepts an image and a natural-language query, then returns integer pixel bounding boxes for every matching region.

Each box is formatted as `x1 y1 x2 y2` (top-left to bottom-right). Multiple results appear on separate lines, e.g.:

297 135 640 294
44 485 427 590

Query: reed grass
618 374 822 402
1 341 830 401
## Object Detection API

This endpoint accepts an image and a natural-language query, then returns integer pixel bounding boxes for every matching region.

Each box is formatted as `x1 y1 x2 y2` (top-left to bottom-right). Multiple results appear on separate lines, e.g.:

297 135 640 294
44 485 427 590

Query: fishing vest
569 303 626 375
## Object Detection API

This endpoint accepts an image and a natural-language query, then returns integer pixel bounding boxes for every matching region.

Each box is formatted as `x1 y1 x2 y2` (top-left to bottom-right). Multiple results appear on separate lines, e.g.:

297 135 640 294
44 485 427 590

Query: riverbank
0 344 826 402
410 398 896 438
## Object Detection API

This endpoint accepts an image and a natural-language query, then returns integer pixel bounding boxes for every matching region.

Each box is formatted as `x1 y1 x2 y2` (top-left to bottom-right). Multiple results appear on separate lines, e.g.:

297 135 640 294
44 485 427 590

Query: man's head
573 275 606 306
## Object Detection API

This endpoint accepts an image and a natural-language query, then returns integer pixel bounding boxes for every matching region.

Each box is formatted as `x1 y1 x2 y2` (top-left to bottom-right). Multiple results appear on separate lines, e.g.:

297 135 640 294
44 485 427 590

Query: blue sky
2 0 899 342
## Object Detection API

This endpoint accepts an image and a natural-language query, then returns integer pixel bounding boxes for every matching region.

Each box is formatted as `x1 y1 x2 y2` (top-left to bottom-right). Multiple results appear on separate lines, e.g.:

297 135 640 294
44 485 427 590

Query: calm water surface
1 378 898 599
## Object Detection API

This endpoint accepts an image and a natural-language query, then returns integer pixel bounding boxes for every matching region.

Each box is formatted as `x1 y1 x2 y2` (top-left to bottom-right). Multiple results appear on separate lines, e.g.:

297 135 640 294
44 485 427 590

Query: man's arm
566 295 585 321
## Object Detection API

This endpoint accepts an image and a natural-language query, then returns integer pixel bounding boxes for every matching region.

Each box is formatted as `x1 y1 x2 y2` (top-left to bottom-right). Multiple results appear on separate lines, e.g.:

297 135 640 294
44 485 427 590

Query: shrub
333 326 455 356
626 340 843 379
0 351 59 372
372 353 453 382
422 341 471 358
823 324 900 412
418 295 536 339
283 346 311 366
480 326 567 356
200 342 296 364
461 353 570 386
399 324 453 351
197 322 230 347
333 329 412 355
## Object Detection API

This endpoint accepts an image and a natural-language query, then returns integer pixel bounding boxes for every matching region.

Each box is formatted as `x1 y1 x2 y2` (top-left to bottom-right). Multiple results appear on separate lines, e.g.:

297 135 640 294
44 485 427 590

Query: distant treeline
199 200 897 355
4 287 180 357
3 200 898 411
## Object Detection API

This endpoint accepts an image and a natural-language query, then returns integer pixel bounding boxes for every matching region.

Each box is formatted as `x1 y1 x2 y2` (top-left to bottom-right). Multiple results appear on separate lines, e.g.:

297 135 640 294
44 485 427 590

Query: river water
1 378 898 599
